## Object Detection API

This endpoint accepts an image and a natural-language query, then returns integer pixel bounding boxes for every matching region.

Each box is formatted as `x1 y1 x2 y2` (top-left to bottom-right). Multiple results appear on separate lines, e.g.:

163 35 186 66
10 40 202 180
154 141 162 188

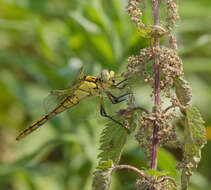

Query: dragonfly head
101 69 115 83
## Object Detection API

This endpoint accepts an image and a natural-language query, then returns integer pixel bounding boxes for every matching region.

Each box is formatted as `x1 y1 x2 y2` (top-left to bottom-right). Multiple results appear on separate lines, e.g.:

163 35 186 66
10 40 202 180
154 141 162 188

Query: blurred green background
0 0 211 190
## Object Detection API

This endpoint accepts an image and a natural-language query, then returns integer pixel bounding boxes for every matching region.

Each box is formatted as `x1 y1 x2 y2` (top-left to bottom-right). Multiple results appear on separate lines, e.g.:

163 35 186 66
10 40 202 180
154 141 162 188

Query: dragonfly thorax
101 69 115 82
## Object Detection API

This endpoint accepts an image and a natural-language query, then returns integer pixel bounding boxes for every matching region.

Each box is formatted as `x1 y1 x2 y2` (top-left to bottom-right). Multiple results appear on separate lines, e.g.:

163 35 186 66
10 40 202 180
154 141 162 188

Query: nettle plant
92 0 206 190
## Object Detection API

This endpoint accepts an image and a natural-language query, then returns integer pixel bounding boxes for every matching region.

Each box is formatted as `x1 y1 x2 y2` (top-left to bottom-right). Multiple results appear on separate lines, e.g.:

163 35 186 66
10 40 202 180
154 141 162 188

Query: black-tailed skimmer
16 65 129 140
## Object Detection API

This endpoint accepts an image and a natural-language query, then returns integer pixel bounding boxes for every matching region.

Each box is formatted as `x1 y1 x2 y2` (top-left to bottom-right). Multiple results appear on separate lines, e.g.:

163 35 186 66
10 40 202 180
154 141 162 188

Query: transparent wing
43 89 70 114
43 65 84 114
72 64 85 86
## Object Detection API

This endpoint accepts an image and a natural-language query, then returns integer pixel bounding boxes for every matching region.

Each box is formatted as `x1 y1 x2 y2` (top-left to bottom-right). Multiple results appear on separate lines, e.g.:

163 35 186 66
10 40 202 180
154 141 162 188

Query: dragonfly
16 65 129 141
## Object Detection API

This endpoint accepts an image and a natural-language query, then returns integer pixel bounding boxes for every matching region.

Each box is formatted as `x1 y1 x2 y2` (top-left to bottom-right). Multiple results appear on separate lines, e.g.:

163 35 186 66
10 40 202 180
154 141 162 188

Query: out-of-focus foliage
0 0 210 190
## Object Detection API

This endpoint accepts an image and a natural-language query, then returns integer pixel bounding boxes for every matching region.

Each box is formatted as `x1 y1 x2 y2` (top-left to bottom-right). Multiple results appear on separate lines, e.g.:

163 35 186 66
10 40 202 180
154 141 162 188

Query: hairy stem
163 104 186 114
112 165 147 179
151 0 160 170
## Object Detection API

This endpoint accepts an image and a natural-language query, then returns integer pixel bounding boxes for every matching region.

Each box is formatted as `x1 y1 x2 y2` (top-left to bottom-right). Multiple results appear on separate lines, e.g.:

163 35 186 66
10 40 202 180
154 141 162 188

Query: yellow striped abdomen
16 95 78 141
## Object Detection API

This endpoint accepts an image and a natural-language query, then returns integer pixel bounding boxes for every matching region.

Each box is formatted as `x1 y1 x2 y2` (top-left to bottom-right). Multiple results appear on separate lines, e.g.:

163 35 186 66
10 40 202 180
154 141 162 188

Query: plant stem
151 0 160 170
112 165 147 179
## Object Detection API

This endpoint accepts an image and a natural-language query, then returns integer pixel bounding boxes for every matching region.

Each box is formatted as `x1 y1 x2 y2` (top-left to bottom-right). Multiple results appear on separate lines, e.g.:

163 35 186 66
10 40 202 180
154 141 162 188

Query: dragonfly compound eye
101 69 115 82
109 70 115 79
101 69 110 81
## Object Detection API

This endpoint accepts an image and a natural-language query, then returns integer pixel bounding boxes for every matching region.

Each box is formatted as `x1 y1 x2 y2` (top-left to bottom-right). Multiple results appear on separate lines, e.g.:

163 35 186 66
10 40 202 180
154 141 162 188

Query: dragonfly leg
115 79 128 89
100 96 130 133
106 91 131 104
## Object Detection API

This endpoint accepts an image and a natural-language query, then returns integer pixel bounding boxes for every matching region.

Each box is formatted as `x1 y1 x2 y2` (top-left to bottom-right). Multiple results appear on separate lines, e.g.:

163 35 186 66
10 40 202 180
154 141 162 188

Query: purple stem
151 0 160 170
112 165 148 179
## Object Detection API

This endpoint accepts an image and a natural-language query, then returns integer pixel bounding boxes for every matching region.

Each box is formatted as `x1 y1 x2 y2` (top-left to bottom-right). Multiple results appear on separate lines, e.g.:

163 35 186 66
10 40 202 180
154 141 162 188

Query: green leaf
98 109 137 164
92 160 113 190
174 76 192 106
97 121 128 165
93 103 137 190
158 148 179 179
181 106 207 190
144 169 168 179
96 160 113 172
138 25 167 39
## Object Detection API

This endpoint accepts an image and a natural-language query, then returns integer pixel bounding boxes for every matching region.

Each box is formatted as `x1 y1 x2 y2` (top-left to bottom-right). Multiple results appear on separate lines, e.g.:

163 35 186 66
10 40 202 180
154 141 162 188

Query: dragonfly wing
43 89 70 114
43 65 84 114
43 65 86 114
72 64 85 86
